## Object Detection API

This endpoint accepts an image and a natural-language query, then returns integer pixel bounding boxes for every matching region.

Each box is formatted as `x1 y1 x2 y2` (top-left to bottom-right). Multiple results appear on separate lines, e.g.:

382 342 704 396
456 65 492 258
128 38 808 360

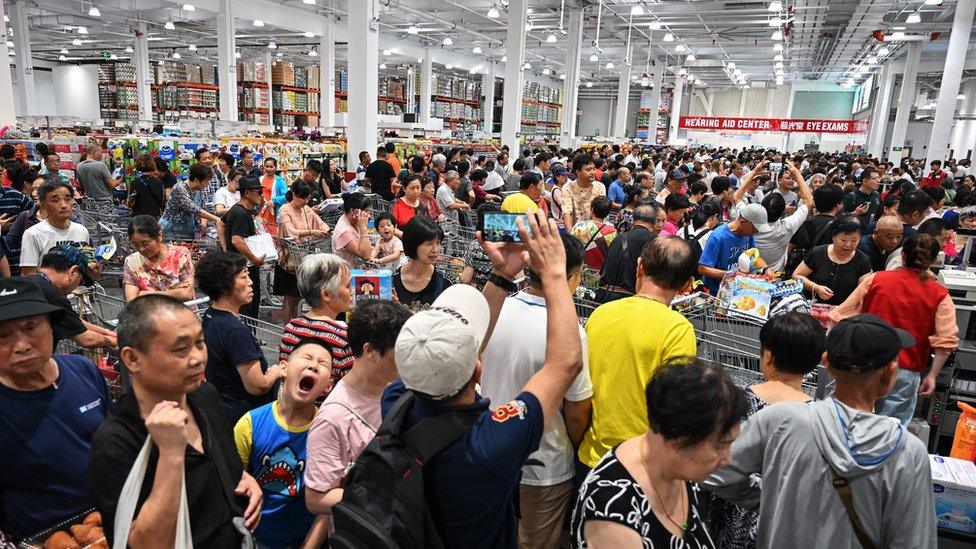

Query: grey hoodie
705 398 935 548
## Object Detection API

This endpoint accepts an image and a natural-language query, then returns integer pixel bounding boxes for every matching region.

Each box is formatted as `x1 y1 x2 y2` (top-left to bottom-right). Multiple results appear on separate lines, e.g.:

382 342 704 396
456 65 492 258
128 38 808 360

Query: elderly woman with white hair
280 252 356 387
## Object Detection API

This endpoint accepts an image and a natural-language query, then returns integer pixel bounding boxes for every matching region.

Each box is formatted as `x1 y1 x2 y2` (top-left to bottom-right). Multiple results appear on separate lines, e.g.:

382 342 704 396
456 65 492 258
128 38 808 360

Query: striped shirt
280 315 354 386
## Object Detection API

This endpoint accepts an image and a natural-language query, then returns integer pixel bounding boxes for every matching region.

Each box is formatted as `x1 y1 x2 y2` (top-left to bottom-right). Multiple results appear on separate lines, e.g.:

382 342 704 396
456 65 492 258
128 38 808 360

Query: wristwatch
487 273 517 293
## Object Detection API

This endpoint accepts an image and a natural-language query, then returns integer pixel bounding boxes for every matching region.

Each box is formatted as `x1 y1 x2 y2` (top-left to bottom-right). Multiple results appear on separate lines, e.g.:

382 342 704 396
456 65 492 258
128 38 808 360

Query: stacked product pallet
97 63 142 121
237 61 270 124
520 81 563 136
415 73 483 128
634 90 672 141
378 76 406 116
156 63 219 121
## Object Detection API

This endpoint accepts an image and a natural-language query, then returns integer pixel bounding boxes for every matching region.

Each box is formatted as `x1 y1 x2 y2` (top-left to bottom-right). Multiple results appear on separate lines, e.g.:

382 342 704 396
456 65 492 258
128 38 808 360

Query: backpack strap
811 218 834 247
401 409 479 464
378 391 416 438
819 450 877 549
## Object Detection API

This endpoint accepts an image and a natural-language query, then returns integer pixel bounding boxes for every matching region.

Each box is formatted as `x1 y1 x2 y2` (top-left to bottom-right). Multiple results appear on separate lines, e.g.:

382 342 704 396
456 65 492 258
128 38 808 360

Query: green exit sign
101 51 110 59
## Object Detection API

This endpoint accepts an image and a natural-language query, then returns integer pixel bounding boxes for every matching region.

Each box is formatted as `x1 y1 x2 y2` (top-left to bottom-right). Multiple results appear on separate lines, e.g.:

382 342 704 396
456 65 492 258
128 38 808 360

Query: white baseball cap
394 285 490 400
738 203 772 233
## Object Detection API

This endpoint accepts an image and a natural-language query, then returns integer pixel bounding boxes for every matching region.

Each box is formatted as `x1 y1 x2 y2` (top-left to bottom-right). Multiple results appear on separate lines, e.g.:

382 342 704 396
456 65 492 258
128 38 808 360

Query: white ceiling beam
159 0 328 36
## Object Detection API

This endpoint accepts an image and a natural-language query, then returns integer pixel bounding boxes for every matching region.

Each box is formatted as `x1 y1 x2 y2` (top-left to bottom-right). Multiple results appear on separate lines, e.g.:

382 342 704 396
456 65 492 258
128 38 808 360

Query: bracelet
487 273 517 293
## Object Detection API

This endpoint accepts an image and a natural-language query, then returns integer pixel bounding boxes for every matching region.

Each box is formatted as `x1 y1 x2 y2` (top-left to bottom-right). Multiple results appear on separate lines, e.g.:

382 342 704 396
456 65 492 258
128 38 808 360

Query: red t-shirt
392 198 419 229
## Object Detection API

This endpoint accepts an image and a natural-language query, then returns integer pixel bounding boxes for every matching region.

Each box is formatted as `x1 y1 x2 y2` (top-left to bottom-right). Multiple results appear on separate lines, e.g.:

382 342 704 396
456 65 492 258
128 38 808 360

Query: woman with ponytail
830 234 959 427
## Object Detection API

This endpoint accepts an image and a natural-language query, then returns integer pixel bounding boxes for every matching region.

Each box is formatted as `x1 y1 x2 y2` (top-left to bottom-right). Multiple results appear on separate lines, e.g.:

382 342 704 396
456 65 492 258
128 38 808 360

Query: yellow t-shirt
500 192 540 214
578 296 697 467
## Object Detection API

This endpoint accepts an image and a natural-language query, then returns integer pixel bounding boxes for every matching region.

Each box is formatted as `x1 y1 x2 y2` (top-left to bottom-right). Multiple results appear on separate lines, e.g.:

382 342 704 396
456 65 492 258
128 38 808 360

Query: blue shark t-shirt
698 223 755 293
234 401 314 548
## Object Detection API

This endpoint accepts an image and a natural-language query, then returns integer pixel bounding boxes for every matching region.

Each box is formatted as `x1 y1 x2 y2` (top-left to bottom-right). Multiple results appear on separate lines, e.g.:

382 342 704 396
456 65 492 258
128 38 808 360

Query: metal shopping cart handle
185 296 210 308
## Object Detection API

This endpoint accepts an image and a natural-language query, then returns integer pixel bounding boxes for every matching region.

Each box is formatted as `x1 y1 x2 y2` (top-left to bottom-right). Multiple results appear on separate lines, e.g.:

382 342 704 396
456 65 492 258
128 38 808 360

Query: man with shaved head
607 167 632 209
858 216 904 271
75 142 120 215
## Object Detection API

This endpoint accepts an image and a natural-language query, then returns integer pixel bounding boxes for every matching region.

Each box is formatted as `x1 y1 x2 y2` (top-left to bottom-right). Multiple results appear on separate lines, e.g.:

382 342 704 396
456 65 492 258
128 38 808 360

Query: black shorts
272 264 300 297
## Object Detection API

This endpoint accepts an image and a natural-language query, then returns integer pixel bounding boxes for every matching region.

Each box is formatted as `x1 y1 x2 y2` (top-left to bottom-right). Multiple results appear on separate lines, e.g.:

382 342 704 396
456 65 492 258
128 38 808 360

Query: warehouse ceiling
8 0 975 92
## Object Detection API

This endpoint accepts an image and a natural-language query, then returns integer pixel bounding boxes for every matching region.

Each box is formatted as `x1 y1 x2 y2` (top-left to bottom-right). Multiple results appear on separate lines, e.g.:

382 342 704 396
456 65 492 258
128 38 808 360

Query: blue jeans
875 369 921 427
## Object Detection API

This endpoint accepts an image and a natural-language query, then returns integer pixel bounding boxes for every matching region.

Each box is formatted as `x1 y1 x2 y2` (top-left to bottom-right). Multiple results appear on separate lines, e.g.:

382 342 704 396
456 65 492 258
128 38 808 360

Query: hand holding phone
479 211 530 242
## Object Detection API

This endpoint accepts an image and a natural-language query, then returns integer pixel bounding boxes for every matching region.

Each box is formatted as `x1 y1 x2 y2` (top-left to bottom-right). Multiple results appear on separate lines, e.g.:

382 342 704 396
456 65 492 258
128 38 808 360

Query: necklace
639 437 687 532
634 293 671 307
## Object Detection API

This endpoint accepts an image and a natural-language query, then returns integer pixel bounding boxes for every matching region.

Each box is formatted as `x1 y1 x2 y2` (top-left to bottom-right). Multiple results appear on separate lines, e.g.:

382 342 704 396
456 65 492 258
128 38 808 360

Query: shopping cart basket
164 237 221 263
240 314 284 366
436 254 466 284
56 339 128 402
574 297 601 325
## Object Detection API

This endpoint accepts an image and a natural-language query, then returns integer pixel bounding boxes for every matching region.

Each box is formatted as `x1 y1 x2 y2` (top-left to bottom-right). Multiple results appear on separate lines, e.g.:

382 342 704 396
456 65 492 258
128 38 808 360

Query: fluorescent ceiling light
542 67 551 75
164 21 175 30
501 55 507 62
773 43 783 51
72 38 83 46
606 61 614 69
446 64 453 69
304 31 315 38
382 49 391 55
443 37 453 45
686 53 696 61
308 48 317 56
866 55 878 64
776 76 784 85
771 30 783 41
5 40 12 47
523 61 531 69
487 6 500 18
675 44 687 53
878 46 890 56
268 41 277 49
769 1 783 11
88 6 100 16
560 73 566 79
547 33 557 43
234 50 241 58
77 26 88 34
631 5 644 15
906 12 921 24
304 0 317 4
276 52 283 57
769 18 782 27
893 26 905 30
678 67 687 76
891 31 907 40
727 62 736 69
958 93 966 100
649 22 662 30
663 32 675 42
473 46 482 54
60 47 69 54
189 43 197 51
589 53 598 62
182 3 195 11
172 51 181 59
585 81 593 88
924 0 943 5
743 84 751 89
379 62 387 69
525 21 533 31
774 61 783 69
253 19 264 27
733 68 742 75
110 54 118 60
417 57 423 63
124 45 133 53
408 25 418 35
773 54 783 61
59 54 66 61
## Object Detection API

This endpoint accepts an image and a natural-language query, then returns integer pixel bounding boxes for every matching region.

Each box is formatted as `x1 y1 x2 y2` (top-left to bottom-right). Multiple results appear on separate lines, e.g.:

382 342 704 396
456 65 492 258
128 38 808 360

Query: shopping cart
240 314 283 367
574 297 601 324
441 218 477 257
164 237 221 263
274 236 332 265
436 254 466 283
681 297 834 399
57 339 128 401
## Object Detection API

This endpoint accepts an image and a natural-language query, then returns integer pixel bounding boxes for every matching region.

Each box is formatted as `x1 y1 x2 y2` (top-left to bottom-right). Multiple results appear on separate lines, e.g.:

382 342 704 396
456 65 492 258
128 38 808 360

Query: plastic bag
112 437 193 549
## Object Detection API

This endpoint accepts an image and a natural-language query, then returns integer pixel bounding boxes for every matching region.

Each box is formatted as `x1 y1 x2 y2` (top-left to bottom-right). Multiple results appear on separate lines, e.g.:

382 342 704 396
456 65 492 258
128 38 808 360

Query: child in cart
233 338 333 549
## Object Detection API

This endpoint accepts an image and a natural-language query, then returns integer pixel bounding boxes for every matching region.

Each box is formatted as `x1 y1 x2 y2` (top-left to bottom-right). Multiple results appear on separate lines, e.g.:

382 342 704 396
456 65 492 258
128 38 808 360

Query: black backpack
330 391 479 549
683 225 712 263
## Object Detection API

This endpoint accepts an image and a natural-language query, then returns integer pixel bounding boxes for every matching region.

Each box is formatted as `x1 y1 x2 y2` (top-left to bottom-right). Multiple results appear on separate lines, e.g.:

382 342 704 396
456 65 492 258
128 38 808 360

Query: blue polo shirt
698 223 755 294
608 180 627 206
0 354 111 539
381 379 544 549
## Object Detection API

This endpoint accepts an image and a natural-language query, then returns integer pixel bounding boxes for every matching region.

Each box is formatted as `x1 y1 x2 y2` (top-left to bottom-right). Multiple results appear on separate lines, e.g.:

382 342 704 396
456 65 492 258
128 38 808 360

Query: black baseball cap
0 277 66 323
827 314 915 373
668 168 689 181
238 175 263 192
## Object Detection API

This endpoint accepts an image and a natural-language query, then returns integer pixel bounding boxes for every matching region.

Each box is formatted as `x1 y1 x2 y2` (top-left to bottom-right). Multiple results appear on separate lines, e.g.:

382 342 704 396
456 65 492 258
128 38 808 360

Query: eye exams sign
680 116 868 134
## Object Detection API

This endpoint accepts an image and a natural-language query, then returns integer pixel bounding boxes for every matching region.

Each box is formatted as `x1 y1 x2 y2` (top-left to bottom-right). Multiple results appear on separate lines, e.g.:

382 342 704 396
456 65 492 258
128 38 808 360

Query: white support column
263 51 273 123
613 60 632 138
889 42 922 164
406 65 417 116
216 0 238 121
648 61 663 144
560 8 583 147
320 17 336 128
134 22 153 122
346 0 379 174
738 87 748 117
926 0 976 162
782 85 795 151
501 0 528 154
668 76 684 145
11 0 34 115
0 2 13 125
866 62 895 158
419 49 432 123
482 63 496 133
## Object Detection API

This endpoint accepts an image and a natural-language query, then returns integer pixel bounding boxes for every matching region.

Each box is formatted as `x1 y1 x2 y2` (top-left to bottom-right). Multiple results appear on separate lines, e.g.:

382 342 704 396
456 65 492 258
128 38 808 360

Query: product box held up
350 269 393 306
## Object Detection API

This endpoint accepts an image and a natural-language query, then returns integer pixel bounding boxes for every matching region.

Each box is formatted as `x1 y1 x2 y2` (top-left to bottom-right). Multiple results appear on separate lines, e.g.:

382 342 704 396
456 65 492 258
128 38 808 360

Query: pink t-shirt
331 214 361 266
304 379 381 493
660 219 680 237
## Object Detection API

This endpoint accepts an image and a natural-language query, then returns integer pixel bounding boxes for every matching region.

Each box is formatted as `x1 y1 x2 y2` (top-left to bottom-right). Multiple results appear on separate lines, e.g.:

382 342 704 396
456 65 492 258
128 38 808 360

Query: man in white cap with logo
698 202 772 294
382 210 583 549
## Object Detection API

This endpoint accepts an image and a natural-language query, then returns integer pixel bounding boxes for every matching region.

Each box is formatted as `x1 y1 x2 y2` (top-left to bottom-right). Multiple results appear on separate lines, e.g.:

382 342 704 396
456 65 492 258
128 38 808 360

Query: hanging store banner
679 116 868 134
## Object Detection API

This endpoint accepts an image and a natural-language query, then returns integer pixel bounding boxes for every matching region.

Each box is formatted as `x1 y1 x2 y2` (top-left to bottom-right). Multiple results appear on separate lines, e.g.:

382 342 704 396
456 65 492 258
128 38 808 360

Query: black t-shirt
600 225 656 292
857 235 889 271
29 273 86 342
393 269 451 312
365 160 397 201
130 174 166 218
223 203 256 255
801 245 872 305
790 214 834 250
160 170 178 189
89 383 244 548
201 307 270 422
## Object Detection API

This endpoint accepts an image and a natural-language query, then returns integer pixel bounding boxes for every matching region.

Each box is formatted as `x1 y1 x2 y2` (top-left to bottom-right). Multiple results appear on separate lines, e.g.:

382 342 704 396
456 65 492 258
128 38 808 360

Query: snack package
350 269 393 306
717 272 774 320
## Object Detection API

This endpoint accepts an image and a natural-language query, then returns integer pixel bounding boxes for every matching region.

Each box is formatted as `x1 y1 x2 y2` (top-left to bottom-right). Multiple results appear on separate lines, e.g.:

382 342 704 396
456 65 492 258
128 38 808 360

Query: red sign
679 116 868 134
